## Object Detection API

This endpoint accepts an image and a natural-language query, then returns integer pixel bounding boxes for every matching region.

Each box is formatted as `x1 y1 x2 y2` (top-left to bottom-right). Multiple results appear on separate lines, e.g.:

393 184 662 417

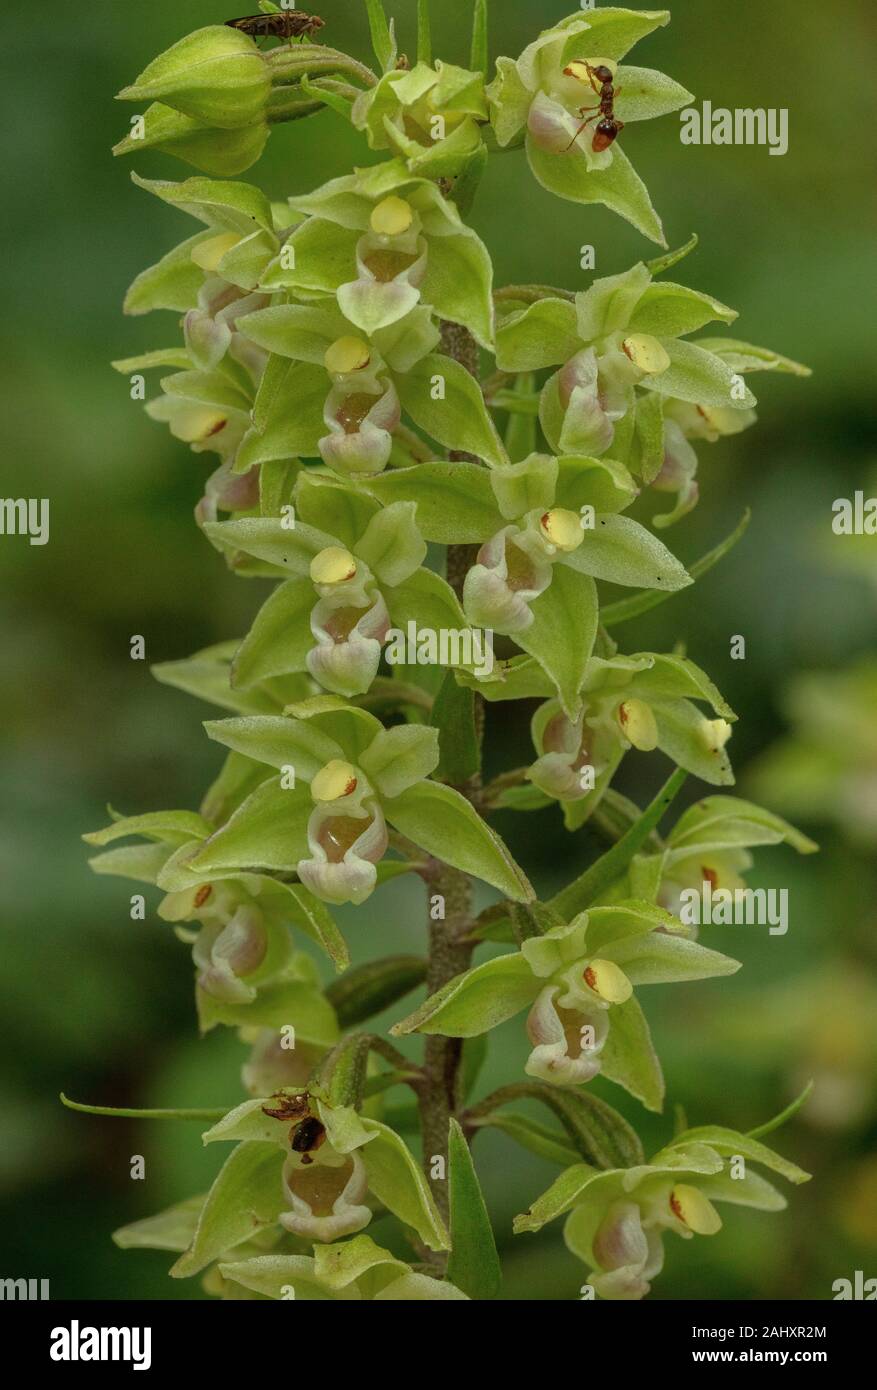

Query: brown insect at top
563 60 625 153
225 11 325 41
261 1091 311 1124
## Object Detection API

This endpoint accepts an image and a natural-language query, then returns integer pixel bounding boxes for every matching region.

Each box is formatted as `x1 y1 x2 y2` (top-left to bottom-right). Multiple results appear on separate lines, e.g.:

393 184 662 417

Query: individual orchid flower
393 903 739 1112
203 476 482 699
495 261 751 473
368 450 689 718
221 1234 469 1301
177 698 533 908
467 645 737 823
258 159 494 348
486 8 692 244
515 1121 811 1300
192 1094 449 1253
82 807 351 1002
351 61 488 179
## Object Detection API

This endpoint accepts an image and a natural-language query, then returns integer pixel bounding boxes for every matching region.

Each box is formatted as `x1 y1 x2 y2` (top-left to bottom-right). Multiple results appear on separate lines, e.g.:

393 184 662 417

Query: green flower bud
113 103 269 177
117 26 271 130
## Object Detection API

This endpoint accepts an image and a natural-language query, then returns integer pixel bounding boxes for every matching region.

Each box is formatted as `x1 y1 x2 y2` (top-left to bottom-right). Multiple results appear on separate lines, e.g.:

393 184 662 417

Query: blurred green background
1 0 874 1301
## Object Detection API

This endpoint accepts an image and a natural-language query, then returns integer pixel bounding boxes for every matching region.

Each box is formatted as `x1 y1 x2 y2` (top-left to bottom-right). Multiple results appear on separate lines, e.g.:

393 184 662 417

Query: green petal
562 514 691 591
495 299 580 373
354 501 426 586
641 337 757 409
607 932 741 986
204 714 344 775
653 699 735 786
232 581 315 689
421 228 495 349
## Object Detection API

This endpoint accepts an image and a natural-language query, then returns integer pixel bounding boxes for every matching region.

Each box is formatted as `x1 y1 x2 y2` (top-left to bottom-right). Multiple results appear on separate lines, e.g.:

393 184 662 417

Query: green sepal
170 1141 286 1278
395 354 508 467
391 953 539 1038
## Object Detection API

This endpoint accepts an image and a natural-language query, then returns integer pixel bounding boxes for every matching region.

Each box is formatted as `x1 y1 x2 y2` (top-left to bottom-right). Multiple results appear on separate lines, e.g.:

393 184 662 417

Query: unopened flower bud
699 718 733 752
617 699 659 751
622 334 671 375
310 547 357 585
539 508 584 553
583 958 633 1004
311 760 359 803
325 336 371 375
370 196 414 237
190 231 242 273
669 1183 722 1235
116 25 271 130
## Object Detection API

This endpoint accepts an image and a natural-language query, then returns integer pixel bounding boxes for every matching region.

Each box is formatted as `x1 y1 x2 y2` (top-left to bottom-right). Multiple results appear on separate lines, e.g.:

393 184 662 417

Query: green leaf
360 463 503 543
431 672 480 783
391 954 539 1038
171 1142 286 1277
516 566 598 719
395 354 508 467
326 956 427 1028
447 1119 502 1298
602 509 751 628
61 1094 226 1123
363 0 397 73
386 781 534 902
550 767 687 918
599 994 664 1112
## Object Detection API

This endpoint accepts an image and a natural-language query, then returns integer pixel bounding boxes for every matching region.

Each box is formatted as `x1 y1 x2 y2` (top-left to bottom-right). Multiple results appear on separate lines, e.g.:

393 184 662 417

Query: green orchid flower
469 648 737 822
221 1233 469 1300
596 796 816 924
515 1122 810 1300
190 1094 448 1252
486 8 692 244
495 262 751 473
351 61 488 179
393 902 739 1112
174 697 532 907
258 158 495 348
201 474 481 700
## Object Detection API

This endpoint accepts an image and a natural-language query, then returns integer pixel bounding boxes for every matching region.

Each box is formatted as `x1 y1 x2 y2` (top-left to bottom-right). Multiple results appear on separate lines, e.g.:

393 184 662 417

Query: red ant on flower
563 60 625 152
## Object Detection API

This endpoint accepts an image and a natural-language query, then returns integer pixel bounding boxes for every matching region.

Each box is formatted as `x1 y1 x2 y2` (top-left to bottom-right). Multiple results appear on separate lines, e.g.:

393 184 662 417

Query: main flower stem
415 321 485 1233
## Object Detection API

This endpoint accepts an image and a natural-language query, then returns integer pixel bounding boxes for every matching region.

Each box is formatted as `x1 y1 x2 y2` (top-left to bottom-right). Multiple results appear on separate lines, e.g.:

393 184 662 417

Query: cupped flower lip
463 527 553 635
525 985 608 1088
298 798 389 907
193 904 267 1003
319 379 401 477
279 1150 372 1243
307 593 390 698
